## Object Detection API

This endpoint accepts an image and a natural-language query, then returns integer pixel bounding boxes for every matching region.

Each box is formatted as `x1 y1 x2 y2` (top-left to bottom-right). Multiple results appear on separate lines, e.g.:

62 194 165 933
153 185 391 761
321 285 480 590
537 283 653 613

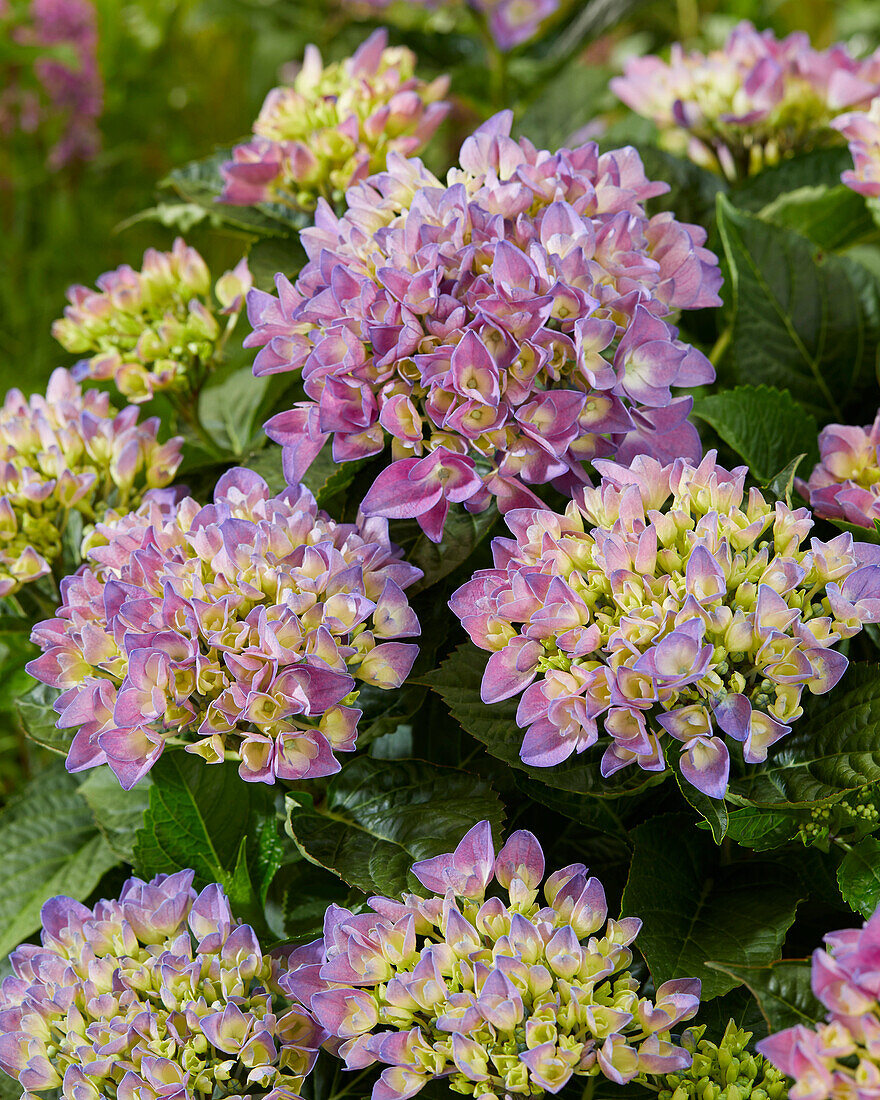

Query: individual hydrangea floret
832 99 880 197
661 1020 788 1100
0 367 181 599
449 451 880 798
220 29 450 212
26 467 422 789
801 411 880 529
345 0 559 52
758 904 880 1100
51 237 252 403
0 0 103 169
283 820 701 1099
0 872 324 1099
611 22 880 179
246 111 721 543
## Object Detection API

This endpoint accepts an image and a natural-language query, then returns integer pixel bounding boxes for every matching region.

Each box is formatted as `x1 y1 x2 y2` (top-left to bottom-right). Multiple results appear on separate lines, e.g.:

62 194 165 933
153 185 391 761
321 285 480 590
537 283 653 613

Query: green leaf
758 185 877 252
722 807 801 851
692 987 769 1042
394 504 500 594
16 683 69 756
0 1070 22 1100
78 767 151 863
729 664 880 808
198 365 270 456
0 763 119 957
621 813 803 1000
422 645 661 799
285 756 504 898
675 771 729 843
764 455 807 506
248 236 306 290
705 959 823 1033
731 148 856 212
691 386 818 482
716 193 880 423
133 754 278 929
838 837 880 918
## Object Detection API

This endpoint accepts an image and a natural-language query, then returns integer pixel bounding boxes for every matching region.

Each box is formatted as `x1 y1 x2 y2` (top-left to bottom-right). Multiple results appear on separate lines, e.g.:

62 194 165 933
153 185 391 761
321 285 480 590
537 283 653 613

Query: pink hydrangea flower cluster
832 99 880 197
345 0 559 51
758 904 880 1100
801 411 880 529
220 30 450 212
0 367 181 599
0 0 103 169
246 111 721 543
283 820 701 1100
26 467 421 789
52 238 252 403
449 452 880 798
0 872 324 1100
611 21 880 179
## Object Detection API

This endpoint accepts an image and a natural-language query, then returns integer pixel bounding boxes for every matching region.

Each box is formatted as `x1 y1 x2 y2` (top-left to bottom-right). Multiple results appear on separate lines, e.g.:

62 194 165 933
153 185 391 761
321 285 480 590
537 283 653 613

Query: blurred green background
3 0 879 395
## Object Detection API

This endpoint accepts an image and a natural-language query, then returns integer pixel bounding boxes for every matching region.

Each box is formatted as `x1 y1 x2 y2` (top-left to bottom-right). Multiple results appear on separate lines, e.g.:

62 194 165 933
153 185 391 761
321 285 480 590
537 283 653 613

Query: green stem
709 325 732 368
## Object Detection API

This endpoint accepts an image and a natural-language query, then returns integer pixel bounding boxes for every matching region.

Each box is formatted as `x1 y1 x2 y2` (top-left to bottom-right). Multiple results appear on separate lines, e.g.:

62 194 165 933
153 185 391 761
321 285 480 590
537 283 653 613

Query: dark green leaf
716 193 880 422
729 664 880 808
16 683 69 756
731 148 856 212
198 365 270 456
838 837 880 918
692 987 769 1042
621 813 803 1000
675 770 729 843
758 185 876 252
422 645 661 799
723 807 801 851
691 386 818 482
764 455 807 506
705 959 823 1033
78 767 151 864
133 754 278 929
248 236 307 290
394 505 500 594
285 756 504 898
0 763 119 956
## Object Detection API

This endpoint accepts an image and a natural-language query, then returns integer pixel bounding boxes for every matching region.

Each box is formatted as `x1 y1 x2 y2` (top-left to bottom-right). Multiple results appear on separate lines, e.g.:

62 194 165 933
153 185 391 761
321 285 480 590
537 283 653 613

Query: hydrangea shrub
6 12 880 1100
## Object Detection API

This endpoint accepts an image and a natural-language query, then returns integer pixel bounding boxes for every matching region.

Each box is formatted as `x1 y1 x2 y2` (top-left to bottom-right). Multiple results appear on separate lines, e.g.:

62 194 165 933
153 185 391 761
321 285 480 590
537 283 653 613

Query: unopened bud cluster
661 1022 788 1100
52 237 251 403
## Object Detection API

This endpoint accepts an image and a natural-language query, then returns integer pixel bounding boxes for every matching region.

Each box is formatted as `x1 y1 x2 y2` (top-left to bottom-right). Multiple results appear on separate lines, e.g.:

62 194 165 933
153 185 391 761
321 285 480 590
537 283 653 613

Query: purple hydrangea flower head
449 451 880 799
246 111 722 543
220 29 450 212
52 238 252 403
611 22 880 179
0 367 182 599
0 0 102 169
282 819 701 1099
26 467 421 789
757 904 880 1100
832 99 880 197
802 411 880 528
0 873 324 1099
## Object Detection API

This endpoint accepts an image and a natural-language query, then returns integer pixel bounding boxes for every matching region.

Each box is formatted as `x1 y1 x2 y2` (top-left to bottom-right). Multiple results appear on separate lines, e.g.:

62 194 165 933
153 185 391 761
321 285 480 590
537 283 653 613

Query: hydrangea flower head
0 0 102 169
661 1021 788 1100
801 411 880 529
220 29 450 212
611 22 880 179
51 238 252 403
449 451 880 798
757 904 880 1100
0 367 181 599
0 872 324 1099
247 111 721 542
283 820 701 1099
832 98 880 197
26 467 421 789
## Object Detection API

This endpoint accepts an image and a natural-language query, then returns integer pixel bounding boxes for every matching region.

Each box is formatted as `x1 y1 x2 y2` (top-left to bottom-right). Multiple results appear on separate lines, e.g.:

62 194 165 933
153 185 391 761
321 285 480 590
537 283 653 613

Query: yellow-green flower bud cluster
51 237 251 403
661 1023 789 1100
